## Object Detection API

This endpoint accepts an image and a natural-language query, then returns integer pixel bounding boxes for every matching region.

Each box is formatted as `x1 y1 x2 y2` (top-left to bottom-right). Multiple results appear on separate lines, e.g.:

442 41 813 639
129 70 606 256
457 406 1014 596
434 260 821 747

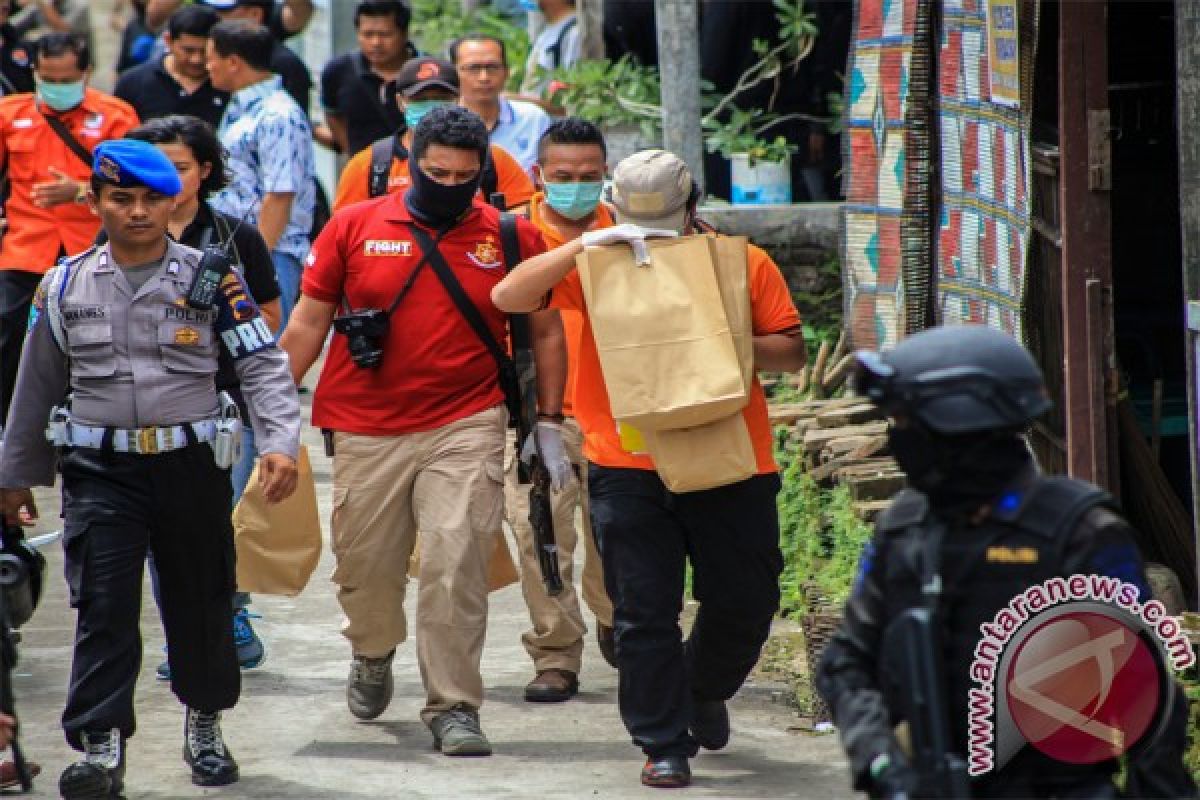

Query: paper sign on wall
986 0 1021 109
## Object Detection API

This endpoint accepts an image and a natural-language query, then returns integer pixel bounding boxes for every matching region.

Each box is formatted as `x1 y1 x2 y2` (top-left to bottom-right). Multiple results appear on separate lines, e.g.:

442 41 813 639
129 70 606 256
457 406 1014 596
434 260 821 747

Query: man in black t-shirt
316 0 416 156
199 0 312 116
114 5 229 129
0 1 32 96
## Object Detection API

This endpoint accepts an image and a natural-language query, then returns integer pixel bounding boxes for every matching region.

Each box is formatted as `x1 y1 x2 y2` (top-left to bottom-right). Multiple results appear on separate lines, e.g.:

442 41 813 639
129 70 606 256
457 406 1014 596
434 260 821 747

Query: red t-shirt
303 193 547 435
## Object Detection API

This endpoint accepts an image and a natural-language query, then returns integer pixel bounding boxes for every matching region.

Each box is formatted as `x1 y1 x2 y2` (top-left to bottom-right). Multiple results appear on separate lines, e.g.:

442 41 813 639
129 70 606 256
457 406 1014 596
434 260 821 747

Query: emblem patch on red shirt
466 237 501 269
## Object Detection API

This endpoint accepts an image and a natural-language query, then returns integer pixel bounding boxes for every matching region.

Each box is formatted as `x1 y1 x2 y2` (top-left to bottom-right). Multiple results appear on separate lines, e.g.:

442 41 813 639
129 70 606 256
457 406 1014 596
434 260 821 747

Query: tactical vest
873 476 1113 758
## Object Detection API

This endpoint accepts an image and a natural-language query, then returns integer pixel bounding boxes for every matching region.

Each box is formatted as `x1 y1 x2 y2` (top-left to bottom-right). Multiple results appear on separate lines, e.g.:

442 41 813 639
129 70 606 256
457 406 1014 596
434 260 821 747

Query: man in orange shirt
510 118 614 703
0 33 139 427
492 150 807 788
332 56 532 214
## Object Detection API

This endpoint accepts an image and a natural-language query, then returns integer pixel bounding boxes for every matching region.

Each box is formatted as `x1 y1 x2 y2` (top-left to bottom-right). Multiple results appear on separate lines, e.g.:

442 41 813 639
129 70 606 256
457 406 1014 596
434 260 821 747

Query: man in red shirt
281 105 567 757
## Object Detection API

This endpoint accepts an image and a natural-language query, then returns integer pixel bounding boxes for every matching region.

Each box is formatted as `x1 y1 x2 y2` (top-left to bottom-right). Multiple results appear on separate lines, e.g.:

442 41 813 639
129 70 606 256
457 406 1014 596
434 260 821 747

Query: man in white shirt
451 32 550 174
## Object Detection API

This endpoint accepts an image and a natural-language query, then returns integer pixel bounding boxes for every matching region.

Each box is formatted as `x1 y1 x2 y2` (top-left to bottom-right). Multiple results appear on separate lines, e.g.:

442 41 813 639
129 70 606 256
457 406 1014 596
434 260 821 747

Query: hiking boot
183 709 239 787
429 706 492 756
689 699 730 751
596 622 617 668
347 651 394 720
233 608 266 669
524 669 579 702
641 755 691 788
59 728 124 799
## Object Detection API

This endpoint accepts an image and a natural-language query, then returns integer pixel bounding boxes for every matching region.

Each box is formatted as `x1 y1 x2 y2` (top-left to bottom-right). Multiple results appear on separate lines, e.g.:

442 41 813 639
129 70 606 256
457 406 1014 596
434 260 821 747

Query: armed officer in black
816 325 1197 799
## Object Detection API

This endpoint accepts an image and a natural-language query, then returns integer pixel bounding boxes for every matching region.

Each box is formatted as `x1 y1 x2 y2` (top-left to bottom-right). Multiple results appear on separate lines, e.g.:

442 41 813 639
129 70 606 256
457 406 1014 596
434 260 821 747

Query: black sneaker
183 709 239 787
59 728 124 799
596 622 617 669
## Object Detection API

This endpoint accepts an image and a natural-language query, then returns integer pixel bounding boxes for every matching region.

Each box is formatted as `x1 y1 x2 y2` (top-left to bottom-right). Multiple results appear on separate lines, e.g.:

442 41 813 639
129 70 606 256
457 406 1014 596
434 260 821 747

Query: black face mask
405 159 481 227
887 424 1033 514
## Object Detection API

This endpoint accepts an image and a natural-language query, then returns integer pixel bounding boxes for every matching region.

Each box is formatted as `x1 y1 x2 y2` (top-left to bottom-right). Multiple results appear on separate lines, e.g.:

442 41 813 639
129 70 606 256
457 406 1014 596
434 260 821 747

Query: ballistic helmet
853 325 1051 435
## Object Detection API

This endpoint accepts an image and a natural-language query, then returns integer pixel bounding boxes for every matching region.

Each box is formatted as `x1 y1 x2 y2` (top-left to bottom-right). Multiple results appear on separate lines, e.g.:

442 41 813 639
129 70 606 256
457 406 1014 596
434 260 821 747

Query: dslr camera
333 308 390 369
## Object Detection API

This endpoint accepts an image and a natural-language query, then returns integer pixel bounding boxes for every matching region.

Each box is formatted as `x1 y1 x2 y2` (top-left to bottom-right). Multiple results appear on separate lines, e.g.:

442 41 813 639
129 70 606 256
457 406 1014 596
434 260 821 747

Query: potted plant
704 107 799 204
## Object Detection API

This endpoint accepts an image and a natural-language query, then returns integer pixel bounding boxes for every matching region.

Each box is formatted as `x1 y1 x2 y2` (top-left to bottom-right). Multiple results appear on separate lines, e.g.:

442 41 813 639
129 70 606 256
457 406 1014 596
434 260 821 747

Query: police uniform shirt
113 55 230 129
319 49 415 157
0 24 32 96
0 238 301 488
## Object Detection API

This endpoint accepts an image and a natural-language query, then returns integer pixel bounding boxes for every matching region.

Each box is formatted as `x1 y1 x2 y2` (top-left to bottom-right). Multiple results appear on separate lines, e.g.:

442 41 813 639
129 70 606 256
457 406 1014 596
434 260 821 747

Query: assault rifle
881 608 971 799
490 193 563 596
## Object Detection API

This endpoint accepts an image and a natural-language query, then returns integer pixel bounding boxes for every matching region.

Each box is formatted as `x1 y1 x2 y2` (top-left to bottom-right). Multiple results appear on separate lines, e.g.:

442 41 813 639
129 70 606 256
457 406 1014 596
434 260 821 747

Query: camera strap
338 226 450 316
407 222 522 422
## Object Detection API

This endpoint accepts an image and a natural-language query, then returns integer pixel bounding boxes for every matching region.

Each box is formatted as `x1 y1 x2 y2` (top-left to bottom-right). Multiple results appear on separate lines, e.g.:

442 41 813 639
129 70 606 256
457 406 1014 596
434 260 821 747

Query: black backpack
367 135 499 201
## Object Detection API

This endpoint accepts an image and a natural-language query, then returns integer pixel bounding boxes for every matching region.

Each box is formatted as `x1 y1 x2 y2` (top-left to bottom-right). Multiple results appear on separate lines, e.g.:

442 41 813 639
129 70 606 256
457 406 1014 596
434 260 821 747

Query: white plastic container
730 153 792 205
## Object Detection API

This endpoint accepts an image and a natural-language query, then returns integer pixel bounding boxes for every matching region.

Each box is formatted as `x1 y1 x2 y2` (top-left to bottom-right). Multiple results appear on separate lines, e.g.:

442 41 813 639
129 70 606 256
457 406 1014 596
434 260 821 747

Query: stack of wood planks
769 395 905 520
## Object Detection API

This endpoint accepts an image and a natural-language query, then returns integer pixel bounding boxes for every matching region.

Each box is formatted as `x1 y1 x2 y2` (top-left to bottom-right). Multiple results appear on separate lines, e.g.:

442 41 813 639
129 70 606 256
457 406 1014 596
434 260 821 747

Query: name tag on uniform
62 306 107 322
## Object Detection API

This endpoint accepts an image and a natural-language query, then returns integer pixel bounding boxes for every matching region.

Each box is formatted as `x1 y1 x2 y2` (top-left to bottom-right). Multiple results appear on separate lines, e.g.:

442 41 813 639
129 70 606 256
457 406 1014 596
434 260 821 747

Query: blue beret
92 139 183 196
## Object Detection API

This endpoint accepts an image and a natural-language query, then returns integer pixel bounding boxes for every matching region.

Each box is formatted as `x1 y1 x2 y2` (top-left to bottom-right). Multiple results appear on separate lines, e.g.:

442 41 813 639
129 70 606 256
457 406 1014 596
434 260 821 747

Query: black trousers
0 269 41 428
588 466 784 759
60 443 239 750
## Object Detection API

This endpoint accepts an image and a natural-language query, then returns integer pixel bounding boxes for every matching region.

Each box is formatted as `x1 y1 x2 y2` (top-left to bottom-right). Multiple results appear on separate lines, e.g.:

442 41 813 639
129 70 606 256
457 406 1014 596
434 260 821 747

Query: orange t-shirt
333 140 534 212
527 191 614 417
0 89 140 273
551 241 801 474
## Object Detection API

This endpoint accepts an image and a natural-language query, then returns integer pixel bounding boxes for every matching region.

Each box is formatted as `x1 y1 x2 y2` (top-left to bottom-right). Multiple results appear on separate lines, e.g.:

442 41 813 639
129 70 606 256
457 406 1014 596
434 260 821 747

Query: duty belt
48 420 221 455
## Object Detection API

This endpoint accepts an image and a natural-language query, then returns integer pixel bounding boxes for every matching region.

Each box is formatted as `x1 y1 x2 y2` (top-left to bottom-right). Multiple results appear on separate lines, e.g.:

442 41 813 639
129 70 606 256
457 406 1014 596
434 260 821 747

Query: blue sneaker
233 608 265 669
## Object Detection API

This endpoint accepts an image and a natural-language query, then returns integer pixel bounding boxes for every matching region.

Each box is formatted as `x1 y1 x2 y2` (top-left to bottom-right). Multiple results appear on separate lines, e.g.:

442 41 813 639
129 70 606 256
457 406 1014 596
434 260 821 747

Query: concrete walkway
14 395 852 799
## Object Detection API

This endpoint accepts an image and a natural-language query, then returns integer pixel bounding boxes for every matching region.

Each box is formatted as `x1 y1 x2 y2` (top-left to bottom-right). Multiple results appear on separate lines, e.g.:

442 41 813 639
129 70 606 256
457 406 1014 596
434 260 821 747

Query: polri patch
173 326 200 346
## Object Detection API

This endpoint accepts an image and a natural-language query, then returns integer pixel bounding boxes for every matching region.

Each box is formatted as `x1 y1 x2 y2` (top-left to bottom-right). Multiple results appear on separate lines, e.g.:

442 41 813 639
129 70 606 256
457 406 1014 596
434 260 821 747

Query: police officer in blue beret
0 138 302 798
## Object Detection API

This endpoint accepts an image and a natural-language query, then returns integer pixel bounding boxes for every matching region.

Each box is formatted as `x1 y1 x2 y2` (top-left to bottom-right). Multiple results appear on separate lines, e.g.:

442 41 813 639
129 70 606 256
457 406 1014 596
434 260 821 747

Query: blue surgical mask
36 77 85 112
544 180 604 220
404 100 448 130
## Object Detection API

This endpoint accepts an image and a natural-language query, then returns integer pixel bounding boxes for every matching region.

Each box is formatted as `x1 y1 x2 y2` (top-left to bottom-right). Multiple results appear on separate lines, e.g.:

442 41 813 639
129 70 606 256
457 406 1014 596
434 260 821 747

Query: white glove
520 420 575 491
582 223 679 266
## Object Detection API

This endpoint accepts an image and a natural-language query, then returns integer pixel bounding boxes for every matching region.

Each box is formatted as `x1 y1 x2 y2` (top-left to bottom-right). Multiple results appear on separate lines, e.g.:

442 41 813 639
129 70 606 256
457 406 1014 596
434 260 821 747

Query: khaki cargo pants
505 416 613 674
331 405 506 722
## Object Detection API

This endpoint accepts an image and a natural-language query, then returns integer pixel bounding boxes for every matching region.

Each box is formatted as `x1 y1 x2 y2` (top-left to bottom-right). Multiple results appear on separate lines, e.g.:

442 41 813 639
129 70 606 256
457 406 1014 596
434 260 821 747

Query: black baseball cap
396 57 459 97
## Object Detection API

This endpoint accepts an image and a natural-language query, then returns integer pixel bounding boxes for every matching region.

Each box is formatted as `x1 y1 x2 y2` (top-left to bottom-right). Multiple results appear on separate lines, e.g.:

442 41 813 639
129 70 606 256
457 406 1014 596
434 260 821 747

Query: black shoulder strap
44 115 92 167
368 135 408 198
548 16 578 69
408 222 512 369
994 475 1114 541
498 212 532 351
482 150 499 200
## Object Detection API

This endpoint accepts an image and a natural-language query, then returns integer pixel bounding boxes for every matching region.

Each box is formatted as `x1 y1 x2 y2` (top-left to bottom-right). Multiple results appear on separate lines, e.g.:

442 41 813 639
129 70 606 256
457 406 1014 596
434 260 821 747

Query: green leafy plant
774 429 874 615
411 0 532 91
547 56 665 141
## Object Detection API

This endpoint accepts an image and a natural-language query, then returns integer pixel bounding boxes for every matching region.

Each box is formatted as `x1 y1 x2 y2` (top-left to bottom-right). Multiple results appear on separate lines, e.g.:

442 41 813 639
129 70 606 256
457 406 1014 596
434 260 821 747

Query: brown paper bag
577 235 747 431
233 445 321 596
708 235 754 392
643 412 757 492
406 530 519 592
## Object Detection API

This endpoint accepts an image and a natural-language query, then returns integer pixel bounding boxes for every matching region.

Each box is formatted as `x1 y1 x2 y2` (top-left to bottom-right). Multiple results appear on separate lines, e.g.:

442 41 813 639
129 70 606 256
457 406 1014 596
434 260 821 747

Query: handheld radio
185 207 253 310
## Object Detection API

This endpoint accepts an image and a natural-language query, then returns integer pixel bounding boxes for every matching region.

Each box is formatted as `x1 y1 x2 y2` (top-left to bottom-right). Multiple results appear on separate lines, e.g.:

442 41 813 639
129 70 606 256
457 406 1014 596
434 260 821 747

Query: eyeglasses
458 63 506 76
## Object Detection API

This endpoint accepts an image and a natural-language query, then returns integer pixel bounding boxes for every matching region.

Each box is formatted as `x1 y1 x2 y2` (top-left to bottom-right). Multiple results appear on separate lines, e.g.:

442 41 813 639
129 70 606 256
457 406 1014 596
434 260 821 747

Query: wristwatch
74 182 88 204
